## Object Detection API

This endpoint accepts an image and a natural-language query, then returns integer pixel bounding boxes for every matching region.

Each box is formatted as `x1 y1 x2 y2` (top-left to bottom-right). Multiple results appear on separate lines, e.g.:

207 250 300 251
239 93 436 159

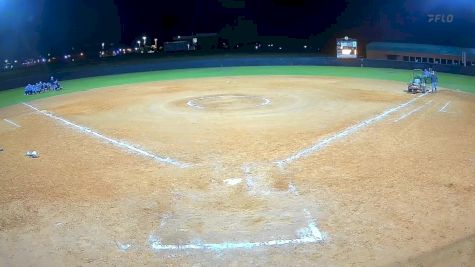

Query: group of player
423 68 438 93
24 77 62 95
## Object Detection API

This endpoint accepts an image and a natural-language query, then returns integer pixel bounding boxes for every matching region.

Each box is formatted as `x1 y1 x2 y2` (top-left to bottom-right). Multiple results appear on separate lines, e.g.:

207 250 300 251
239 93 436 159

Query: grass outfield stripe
1 66 474 108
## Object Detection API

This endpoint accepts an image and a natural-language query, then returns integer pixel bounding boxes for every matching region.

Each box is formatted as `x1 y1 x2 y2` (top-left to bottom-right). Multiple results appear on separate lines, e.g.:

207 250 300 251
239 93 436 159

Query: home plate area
147 177 325 251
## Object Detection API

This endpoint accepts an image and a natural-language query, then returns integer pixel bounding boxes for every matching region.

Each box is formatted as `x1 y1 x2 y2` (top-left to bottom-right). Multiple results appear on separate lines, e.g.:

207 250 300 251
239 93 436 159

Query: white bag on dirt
26 151 39 158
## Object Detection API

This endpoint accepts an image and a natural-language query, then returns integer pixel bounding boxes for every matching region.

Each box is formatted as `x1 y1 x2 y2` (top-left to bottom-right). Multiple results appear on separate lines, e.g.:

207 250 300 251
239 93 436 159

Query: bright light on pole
154 38 158 48
137 40 141 47
101 42 105 50
142 36 147 46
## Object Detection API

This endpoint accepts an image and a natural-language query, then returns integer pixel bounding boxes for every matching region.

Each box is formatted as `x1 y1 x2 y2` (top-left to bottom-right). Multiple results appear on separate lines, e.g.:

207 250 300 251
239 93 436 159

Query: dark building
366 42 475 66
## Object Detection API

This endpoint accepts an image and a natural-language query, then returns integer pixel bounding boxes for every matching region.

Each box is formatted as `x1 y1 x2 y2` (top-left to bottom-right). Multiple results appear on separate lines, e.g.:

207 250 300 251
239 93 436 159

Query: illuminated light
279 47 282 50
80 52 84 56
14 60 18 63
341 49 352 55
64 55 68 59
304 45 307 49
177 35 181 39
4 59 7 63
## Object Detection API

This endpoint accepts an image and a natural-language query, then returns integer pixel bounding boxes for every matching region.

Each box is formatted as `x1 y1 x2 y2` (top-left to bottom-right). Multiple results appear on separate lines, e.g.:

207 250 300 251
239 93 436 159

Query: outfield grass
1 66 474 108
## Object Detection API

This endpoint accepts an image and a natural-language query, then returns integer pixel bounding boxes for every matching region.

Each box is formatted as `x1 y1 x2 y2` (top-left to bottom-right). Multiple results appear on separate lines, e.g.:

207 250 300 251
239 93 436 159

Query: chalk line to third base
22 102 191 168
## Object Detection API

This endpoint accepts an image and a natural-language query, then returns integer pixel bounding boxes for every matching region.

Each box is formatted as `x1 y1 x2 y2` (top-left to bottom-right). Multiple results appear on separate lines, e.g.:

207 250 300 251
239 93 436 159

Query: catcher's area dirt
0 76 474 266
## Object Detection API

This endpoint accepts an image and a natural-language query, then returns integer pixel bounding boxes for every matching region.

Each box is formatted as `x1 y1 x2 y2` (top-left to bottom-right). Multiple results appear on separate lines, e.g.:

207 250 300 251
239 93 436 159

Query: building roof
367 42 475 58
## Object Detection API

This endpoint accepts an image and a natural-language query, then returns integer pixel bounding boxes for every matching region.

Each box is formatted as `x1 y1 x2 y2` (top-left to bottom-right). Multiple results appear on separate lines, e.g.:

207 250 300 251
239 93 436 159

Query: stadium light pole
137 40 141 47
154 38 158 48
143 36 147 46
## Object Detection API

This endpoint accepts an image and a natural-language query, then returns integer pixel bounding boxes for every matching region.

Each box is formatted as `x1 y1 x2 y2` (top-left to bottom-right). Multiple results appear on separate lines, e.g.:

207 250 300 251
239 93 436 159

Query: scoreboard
337 36 358 58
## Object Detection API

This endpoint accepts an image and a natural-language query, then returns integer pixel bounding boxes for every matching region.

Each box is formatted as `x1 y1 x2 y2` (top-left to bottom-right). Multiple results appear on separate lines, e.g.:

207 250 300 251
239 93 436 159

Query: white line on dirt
224 178 242 186
288 182 299 195
22 102 191 168
275 94 426 168
439 101 451 112
394 100 433 122
3 119 21 128
148 209 324 251
303 209 324 241
242 164 255 191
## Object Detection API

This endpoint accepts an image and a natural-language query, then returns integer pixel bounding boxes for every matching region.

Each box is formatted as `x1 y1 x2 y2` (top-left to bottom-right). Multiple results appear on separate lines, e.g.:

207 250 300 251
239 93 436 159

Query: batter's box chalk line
148 208 325 251
22 102 191 168
275 93 426 168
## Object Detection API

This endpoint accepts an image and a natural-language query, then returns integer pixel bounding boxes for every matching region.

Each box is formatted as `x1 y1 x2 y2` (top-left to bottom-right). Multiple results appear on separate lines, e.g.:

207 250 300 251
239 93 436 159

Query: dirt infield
0 76 474 266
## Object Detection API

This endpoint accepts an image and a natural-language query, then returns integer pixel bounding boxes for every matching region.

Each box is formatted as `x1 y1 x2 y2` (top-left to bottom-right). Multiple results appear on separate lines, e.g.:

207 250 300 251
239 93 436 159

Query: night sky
0 0 474 59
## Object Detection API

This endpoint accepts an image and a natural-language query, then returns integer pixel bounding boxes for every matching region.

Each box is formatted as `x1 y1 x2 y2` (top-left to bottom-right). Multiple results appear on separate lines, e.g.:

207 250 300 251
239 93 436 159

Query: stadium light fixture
101 42 105 50
137 40 141 46
143 36 147 46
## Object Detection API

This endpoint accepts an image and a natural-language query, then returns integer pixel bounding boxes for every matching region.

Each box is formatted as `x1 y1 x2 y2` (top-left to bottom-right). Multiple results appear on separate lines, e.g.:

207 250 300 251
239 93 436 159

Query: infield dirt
0 76 474 266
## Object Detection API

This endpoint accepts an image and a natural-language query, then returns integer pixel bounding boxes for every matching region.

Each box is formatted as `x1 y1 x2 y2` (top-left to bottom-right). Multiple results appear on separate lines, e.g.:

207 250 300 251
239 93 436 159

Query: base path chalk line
275 94 427 168
439 101 451 112
394 100 433 122
148 209 324 251
22 103 191 168
3 119 21 128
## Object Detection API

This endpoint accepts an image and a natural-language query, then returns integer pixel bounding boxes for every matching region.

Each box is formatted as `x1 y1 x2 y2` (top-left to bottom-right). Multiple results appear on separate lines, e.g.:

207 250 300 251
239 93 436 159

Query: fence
1 55 474 91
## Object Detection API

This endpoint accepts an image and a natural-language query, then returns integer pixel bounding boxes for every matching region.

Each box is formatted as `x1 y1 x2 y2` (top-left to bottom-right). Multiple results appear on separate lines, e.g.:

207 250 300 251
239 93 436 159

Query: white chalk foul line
3 119 21 128
22 103 191 168
394 100 433 122
149 209 324 251
439 101 451 112
276 94 426 167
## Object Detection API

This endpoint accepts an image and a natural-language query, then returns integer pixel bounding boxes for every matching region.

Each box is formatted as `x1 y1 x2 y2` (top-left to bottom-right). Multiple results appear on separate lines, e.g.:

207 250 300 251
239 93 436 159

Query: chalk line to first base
275 94 427 168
